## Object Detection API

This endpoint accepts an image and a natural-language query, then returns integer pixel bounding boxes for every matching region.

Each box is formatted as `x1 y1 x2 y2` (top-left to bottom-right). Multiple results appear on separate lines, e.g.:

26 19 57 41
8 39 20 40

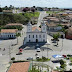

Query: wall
26 32 47 42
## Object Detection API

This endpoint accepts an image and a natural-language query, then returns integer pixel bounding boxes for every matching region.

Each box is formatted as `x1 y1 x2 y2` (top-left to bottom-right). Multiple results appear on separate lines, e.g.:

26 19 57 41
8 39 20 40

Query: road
37 11 48 27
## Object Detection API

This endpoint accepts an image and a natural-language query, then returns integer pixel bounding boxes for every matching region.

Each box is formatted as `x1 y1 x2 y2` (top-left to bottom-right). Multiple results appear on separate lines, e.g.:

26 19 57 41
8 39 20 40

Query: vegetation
0 12 39 26
11 57 15 61
4 25 23 30
39 25 41 28
36 56 50 62
60 59 66 69
29 67 40 72
20 12 40 18
0 13 30 25
53 33 60 41
69 62 72 66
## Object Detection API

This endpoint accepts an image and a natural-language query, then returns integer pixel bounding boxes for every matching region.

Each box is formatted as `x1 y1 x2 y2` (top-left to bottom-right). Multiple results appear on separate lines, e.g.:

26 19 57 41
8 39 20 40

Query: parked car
36 48 41 52
16 52 22 55
52 40 56 43
26 57 33 60
62 55 66 57
36 56 39 59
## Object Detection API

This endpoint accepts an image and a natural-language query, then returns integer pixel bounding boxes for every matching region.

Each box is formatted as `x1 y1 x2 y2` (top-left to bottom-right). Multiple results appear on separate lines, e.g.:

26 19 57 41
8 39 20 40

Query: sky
0 0 72 8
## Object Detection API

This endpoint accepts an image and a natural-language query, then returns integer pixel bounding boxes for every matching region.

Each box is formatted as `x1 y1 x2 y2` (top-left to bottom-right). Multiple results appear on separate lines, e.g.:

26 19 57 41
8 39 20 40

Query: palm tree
16 33 21 44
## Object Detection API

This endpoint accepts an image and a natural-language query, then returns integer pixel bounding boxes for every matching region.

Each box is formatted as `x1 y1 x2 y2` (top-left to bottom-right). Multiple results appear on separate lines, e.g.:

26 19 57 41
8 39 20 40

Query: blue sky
0 0 72 8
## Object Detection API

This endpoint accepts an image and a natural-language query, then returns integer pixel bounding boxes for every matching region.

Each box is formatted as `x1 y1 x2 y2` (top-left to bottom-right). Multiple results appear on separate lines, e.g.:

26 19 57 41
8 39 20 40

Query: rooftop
1 29 18 33
32 26 41 31
6 23 23 26
46 22 57 27
8 62 30 72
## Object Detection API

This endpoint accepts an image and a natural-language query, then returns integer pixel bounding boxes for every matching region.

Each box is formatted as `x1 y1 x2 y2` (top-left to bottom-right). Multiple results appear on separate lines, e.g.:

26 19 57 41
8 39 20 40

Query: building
0 29 18 39
5 23 23 27
46 22 62 31
65 27 72 39
8 61 31 72
26 22 47 43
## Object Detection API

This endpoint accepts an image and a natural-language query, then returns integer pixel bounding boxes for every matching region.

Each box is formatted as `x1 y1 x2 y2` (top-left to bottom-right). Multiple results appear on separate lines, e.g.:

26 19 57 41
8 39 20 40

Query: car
52 40 56 43
36 48 41 52
36 56 39 59
26 57 33 60
62 55 66 57
16 52 22 55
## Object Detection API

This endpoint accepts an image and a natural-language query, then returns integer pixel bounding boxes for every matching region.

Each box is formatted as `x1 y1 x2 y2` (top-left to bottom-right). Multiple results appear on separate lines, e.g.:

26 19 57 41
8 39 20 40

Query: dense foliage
0 13 30 25
0 12 39 26
4 25 23 30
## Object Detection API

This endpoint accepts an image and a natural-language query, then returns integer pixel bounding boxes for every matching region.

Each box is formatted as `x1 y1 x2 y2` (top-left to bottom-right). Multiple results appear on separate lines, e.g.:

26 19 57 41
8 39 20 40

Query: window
33 35 34 38
39 35 41 38
43 39 45 42
29 35 30 38
43 35 45 38
29 40 30 42
36 35 37 38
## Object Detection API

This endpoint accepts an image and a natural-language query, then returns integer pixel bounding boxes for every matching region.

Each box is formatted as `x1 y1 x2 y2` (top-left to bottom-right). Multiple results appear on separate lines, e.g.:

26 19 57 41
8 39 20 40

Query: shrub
11 57 15 60
69 62 72 66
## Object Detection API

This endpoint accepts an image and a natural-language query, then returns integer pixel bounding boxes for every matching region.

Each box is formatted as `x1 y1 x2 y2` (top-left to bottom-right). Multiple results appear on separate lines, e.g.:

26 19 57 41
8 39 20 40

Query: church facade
26 22 47 43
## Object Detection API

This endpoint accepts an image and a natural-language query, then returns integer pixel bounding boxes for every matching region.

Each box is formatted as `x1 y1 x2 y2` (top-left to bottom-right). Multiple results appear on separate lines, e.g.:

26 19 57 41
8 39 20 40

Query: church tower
41 21 46 32
27 22 32 32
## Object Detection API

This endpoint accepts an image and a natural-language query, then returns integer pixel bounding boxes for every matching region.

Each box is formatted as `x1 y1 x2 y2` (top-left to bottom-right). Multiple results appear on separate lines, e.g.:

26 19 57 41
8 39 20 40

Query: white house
0 29 18 39
26 22 47 43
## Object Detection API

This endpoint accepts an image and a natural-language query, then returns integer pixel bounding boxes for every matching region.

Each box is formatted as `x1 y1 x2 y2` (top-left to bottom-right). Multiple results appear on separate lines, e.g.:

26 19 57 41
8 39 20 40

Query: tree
0 8 2 12
16 33 21 44
48 8 51 11
60 59 66 69
53 33 60 41
11 57 15 61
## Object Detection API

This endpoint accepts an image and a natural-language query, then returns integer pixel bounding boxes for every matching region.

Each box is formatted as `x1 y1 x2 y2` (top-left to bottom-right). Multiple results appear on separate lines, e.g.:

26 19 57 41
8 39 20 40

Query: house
46 22 62 31
65 27 72 39
5 23 23 26
26 22 47 43
8 61 31 72
0 29 18 39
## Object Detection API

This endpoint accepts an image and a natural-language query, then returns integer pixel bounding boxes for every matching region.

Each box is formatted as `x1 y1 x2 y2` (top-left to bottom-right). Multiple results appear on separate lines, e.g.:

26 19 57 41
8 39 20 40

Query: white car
36 48 41 52
36 56 39 59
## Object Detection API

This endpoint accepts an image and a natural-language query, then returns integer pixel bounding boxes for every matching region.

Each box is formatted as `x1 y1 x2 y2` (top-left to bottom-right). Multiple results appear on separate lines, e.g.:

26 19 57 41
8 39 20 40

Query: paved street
37 11 48 27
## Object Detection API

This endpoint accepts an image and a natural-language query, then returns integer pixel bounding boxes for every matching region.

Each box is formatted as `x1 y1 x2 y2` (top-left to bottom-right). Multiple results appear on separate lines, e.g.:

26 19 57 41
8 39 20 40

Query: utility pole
47 44 48 58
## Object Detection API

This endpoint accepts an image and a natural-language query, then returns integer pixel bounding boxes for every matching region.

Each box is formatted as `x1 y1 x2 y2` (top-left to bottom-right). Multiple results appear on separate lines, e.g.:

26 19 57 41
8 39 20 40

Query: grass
46 11 64 14
36 57 50 62
19 12 40 18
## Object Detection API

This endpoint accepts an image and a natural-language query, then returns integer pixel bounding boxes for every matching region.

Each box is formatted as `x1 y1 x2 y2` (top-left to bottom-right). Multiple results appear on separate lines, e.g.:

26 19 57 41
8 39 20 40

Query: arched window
33 35 34 38
29 35 30 38
29 40 30 42
36 35 37 38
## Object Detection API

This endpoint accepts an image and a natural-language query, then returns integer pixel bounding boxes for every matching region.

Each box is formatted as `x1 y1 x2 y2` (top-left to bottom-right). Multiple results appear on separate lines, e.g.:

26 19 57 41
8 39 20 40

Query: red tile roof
1 29 18 33
32 26 41 31
6 23 23 26
8 62 30 72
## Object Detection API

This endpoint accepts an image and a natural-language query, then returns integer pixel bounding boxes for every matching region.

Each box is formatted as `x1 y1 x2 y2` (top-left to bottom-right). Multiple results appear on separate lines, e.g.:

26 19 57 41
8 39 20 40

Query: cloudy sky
0 0 72 8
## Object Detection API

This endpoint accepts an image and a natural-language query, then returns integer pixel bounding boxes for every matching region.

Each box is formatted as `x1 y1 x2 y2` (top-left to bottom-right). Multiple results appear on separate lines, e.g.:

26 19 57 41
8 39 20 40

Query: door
36 39 38 43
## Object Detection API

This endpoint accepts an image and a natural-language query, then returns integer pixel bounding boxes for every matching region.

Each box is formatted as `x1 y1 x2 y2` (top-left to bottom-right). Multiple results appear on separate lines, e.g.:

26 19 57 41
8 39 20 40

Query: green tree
53 33 60 41
60 59 66 69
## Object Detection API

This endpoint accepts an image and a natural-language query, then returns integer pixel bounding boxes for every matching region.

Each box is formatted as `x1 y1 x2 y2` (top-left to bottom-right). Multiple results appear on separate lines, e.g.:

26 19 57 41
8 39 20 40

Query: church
26 22 47 43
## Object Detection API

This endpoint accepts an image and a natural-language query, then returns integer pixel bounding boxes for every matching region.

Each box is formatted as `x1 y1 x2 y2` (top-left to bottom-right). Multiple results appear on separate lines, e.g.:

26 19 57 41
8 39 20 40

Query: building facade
26 22 47 43
0 29 18 39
